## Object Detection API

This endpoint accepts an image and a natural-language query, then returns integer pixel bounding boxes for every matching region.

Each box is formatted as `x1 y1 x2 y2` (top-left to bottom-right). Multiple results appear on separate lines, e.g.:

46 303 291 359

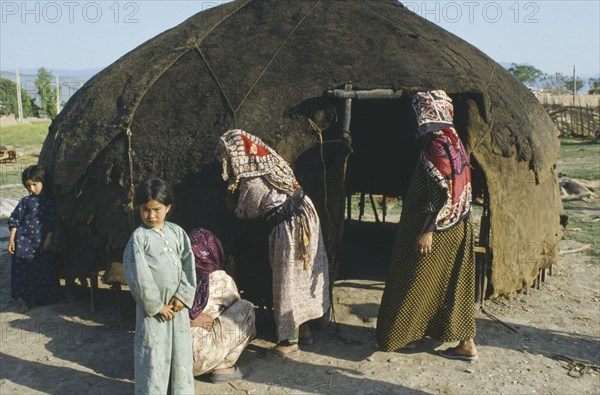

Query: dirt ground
0 226 598 395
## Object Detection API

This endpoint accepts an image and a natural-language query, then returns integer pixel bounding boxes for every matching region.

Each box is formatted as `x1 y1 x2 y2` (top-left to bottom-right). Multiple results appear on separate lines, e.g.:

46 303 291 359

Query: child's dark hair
134 178 175 207
22 165 46 186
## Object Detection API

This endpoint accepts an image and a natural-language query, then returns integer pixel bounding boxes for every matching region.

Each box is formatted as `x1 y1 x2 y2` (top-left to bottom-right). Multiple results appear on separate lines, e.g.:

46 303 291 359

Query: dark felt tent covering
40 0 563 298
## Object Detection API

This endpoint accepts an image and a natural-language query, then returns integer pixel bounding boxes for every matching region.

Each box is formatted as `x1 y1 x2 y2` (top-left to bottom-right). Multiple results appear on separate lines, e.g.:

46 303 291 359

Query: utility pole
572 65 576 107
56 75 61 114
15 65 24 124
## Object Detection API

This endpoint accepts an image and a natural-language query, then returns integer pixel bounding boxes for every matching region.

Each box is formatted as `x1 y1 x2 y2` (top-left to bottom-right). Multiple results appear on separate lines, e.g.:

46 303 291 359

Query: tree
0 77 38 117
507 63 544 86
35 67 58 118
564 76 584 93
587 77 600 94
541 72 569 94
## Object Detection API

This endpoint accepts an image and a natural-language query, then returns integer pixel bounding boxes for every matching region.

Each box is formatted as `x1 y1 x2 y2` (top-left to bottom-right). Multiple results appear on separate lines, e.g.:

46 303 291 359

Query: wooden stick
369 193 380 223
346 194 352 220
560 245 591 255
359 193 365 221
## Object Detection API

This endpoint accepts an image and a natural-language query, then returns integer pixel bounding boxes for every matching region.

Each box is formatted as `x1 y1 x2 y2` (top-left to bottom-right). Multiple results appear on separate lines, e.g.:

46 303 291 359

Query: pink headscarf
188 228 223 319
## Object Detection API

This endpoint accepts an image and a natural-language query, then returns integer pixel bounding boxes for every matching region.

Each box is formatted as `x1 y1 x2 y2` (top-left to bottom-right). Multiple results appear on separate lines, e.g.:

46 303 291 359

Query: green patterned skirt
376 213 476 352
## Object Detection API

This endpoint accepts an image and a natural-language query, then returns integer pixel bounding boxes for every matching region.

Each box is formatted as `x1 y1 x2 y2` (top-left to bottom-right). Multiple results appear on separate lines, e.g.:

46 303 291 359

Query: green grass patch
559 137 600 158
558 137 600 180
0 121 51 148
1 156 39 187
562 208 600 260
559 137 600 261
562 168 600 181
0 121 50 195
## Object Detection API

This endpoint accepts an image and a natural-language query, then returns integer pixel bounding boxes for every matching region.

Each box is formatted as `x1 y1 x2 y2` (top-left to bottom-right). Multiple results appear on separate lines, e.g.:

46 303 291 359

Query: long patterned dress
376 160 476 351
8 194 59 303
235 177 330 341
123 222 196 395
190 270 256 375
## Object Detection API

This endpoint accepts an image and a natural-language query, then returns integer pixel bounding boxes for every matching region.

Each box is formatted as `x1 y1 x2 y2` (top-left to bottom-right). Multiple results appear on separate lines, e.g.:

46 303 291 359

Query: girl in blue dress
8 165 59 313
123 178 196 394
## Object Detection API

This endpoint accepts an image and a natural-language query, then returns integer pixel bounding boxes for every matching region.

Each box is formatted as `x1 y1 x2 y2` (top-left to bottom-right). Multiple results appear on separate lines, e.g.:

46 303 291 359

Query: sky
1 0 599 78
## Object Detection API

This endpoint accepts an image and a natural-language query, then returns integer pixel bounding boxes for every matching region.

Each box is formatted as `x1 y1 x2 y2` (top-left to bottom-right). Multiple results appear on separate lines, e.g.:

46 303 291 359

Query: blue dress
8 194 59 303
124 222 196 395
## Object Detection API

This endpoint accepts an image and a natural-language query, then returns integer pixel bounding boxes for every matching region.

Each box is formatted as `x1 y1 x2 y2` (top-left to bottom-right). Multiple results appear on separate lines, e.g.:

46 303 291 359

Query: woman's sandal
264 343 299 360
210 367 249 383
438 347 479 362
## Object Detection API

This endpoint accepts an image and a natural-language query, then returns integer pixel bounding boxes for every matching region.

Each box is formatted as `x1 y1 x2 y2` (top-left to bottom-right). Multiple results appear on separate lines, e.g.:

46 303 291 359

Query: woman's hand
416 232 433 256
191 313 214 331
8 228 17 255
158 304 176 321
43 233 53 251
169 297 185 313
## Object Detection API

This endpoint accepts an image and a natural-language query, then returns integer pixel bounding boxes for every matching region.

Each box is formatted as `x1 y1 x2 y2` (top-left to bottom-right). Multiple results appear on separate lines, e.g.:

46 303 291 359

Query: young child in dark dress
8 165 59 312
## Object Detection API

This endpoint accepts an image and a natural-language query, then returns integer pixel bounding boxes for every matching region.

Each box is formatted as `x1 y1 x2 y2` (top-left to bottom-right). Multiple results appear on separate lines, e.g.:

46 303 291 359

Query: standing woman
216 129 330 358
376 90 478 361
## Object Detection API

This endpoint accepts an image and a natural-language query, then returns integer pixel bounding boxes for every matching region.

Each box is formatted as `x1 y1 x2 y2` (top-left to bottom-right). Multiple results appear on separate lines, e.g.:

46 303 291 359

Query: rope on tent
192 0 258 128
196 46 237 126
308 117 338 326
126 127 136 228
470 63 496 155
120 1 255 217
121 48 194 225
308 118 332 227
236 0 322 113
196 0 254 45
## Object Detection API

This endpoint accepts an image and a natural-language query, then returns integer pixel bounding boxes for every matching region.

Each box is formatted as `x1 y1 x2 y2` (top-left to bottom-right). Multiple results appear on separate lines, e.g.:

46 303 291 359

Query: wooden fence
541 95 600 138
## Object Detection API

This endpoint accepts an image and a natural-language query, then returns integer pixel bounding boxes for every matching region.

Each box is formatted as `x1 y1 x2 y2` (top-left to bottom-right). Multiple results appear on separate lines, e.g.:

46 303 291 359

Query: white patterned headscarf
411 90 455 139
215 129 299 195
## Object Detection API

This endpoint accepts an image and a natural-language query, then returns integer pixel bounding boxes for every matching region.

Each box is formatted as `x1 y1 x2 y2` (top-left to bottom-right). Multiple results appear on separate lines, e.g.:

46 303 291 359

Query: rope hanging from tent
308 118 333 231
308 117 341 326
126 127 136 228
121 48 193 228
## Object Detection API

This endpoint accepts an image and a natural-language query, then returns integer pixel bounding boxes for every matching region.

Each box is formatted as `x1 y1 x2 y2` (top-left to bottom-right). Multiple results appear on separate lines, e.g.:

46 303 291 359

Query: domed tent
40 0 563 301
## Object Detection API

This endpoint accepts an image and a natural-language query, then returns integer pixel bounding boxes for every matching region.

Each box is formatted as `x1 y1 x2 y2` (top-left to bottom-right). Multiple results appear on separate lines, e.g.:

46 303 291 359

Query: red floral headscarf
215 129 299 195
412 91 472 231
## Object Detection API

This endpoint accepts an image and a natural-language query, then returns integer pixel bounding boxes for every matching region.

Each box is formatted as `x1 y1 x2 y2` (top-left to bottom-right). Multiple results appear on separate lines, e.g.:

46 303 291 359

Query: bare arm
43 232 54 251
8 228 17 255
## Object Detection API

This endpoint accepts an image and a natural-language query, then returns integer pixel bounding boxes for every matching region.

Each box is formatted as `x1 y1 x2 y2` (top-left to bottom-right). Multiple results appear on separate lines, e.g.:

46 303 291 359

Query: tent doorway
341 95 419 278
299 88 493 302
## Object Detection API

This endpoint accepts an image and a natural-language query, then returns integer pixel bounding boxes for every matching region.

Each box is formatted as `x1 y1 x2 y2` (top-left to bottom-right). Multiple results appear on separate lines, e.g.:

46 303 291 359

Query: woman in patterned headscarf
376 90 478 361
188 227 256 383
216 129 330 358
